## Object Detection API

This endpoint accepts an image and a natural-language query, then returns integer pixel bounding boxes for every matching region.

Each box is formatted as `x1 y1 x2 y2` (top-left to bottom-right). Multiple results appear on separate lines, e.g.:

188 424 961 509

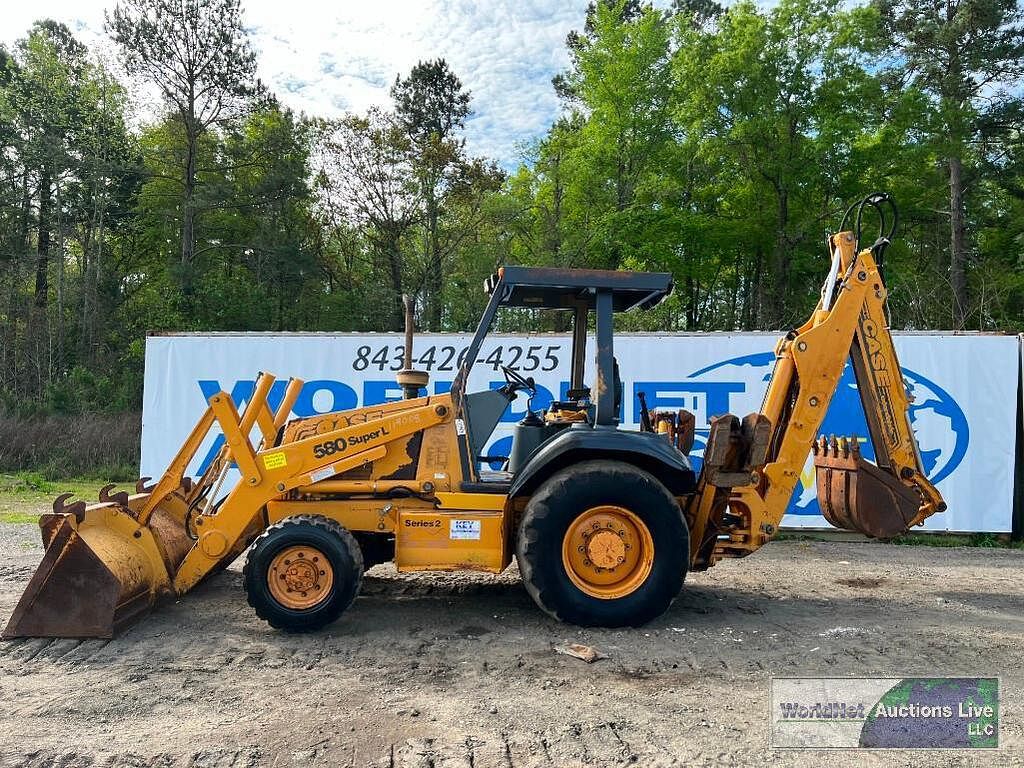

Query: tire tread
243 514 363 632
517 460 688 627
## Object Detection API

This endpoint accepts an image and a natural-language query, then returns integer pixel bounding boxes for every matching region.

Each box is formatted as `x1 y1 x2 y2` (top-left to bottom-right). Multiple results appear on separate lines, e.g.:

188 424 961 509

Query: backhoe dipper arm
690 230 945 569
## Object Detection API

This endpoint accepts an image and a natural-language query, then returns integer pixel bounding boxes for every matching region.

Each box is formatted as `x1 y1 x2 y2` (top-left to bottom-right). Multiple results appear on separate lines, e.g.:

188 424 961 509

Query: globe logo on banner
685 352 970 516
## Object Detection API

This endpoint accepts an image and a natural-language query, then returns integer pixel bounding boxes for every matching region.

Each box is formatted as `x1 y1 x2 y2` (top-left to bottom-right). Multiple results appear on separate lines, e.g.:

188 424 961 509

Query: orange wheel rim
561 505 654 599
267 545 334 610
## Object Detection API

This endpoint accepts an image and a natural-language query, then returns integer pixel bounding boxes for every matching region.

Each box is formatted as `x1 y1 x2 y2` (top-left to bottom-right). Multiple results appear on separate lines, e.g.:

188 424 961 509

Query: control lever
637 391 653 433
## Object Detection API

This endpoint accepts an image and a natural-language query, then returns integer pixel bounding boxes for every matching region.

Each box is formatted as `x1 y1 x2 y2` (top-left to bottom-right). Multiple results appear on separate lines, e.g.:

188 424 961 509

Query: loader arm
686 229 945 571
2 373 450 638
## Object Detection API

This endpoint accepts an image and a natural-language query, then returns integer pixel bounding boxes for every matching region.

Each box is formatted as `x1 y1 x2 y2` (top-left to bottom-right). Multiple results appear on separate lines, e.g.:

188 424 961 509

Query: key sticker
450 519 481 540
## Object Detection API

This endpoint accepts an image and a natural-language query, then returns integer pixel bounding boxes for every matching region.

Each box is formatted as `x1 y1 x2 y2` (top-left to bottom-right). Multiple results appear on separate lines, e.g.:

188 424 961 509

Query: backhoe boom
684 229 944 571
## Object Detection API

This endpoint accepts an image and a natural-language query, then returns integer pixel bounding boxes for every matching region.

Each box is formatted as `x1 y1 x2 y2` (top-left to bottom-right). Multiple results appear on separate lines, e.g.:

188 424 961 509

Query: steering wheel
501 365 534 390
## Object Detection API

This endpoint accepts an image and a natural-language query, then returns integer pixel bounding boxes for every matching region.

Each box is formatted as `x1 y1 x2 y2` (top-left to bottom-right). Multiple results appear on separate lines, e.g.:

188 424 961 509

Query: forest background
1 0 1021 477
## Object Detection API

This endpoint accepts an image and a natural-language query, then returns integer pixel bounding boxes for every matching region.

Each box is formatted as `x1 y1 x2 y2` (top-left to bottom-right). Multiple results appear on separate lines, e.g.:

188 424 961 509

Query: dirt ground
0 510 1021 768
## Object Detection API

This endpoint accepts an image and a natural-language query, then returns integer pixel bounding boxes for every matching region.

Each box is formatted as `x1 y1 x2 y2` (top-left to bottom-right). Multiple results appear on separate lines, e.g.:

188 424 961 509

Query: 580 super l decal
312 425 392 459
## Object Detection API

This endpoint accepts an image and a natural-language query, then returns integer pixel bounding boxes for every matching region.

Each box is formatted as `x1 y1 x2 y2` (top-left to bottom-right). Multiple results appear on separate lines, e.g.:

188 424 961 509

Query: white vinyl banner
142 332 1019 533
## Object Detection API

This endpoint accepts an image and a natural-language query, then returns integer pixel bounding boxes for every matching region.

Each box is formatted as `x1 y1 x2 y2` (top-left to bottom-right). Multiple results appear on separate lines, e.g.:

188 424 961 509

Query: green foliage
504 0 1024 333
0 0 1022 423
43 366 133 415
3 471 53 493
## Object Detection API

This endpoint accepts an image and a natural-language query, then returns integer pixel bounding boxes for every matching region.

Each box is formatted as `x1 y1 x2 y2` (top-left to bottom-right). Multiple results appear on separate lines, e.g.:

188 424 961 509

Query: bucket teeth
135 476 155 494
98 484 130 508
813 434 862 460
52 493 86 522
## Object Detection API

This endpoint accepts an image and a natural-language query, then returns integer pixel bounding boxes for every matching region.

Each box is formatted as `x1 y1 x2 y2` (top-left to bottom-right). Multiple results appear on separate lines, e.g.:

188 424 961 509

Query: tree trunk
728 250 740 330
547 154 563 262
424 191 442 331
19 168 31 253
387 233 404 332
685 273 698 329
948 154 968 329
6 168 32 395
34 167 51 310
79 218 94 362
744 247 762 331
55 181 65 371
758 190 789 329
180 132 198 301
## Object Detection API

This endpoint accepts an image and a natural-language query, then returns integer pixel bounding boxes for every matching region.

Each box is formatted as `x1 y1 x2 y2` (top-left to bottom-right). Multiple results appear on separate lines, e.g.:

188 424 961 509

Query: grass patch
777 530 1024 549
890 533 1024 549
0 511 40 524
0 411 140 479
0 472 118 505
0 472 54 495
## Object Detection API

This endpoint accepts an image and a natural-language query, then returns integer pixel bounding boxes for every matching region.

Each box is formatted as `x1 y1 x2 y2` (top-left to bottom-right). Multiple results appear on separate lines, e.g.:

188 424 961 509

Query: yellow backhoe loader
3 193 945 638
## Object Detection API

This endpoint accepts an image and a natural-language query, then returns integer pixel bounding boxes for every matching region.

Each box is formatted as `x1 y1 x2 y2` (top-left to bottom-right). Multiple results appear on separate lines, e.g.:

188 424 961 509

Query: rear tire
244 515 363 632
516 460 688 627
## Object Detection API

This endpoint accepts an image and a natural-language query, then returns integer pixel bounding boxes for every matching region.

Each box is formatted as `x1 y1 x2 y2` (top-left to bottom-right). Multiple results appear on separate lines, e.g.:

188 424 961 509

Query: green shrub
0 412 141 479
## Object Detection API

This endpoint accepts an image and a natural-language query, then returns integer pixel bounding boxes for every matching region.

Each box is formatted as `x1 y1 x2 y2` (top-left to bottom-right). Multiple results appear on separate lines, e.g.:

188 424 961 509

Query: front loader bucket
813 436 922 539
2 486 193 639
3 373 303 639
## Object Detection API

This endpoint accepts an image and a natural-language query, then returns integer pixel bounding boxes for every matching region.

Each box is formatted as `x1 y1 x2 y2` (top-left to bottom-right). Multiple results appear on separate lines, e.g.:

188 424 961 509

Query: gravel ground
0 512 1021 768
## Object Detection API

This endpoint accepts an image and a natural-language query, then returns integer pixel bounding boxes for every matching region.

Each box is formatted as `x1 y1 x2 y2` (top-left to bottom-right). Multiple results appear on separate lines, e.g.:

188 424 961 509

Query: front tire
243 515 363 632
516 460 689 627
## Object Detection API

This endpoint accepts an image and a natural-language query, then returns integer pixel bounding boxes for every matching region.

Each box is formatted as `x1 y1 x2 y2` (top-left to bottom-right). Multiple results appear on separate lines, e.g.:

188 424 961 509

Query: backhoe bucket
813 436 921 539
2 483 193 639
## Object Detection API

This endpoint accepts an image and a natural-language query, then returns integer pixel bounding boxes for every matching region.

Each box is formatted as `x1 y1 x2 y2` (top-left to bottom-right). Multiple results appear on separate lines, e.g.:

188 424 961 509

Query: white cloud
1 0 594 166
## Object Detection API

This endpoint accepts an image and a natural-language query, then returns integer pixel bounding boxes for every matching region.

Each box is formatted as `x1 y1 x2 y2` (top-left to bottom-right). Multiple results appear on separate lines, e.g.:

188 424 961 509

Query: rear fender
508 427 697 500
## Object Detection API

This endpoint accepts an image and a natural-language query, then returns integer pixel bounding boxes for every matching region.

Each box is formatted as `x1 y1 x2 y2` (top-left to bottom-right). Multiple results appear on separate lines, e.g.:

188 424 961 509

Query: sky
0 0 598 167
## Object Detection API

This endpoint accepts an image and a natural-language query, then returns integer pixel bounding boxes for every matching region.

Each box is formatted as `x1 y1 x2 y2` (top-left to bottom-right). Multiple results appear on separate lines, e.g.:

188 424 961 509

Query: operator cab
449 266 673 493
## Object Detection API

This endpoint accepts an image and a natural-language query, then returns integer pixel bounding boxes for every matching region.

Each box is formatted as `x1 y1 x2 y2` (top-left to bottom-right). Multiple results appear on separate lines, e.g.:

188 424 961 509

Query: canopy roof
484 266 673 312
